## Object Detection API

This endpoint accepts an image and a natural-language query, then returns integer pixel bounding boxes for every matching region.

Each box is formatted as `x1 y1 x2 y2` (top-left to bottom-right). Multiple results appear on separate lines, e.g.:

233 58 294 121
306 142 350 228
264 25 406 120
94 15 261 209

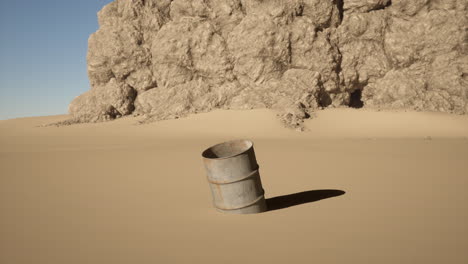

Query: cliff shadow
266 189 345 212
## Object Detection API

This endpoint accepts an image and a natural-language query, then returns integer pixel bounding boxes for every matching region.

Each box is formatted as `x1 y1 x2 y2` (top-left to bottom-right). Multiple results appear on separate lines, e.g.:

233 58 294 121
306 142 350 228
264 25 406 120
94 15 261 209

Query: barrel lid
202 139 254 160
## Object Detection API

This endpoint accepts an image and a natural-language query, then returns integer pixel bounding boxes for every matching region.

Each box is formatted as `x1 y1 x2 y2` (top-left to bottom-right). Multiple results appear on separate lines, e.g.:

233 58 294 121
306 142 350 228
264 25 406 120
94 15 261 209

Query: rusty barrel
202 139 267 214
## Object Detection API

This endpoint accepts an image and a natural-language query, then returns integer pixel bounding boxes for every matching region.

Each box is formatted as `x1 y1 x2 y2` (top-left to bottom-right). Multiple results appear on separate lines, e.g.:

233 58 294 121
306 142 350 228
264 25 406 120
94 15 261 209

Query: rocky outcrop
337 0 468 114
69 0 468 128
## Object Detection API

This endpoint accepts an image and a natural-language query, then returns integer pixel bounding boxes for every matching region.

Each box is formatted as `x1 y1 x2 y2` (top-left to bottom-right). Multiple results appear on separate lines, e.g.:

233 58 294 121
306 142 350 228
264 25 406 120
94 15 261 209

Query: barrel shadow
266 189 345 212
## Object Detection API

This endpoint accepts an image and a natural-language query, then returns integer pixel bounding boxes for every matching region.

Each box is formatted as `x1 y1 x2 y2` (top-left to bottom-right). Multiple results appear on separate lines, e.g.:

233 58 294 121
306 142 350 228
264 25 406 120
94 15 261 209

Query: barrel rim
214 193 265 211
201 139 254 160
206 168 260 184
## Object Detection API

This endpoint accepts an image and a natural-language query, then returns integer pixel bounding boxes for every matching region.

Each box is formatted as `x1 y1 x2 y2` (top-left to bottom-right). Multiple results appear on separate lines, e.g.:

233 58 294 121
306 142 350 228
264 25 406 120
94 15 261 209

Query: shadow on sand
266 189 345 212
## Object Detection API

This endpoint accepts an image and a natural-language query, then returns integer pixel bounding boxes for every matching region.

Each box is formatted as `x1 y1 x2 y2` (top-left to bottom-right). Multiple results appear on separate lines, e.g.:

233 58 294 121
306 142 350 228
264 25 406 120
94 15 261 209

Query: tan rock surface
69 0 468 127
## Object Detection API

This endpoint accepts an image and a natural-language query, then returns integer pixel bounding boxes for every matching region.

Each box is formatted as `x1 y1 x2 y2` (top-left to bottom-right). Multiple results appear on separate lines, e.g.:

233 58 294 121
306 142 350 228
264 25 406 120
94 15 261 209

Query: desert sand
1 108 468 264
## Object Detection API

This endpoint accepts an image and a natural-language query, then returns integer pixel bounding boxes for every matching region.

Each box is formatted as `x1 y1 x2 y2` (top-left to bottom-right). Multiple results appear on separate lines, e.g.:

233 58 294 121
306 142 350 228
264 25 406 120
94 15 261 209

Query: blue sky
0 0 113 120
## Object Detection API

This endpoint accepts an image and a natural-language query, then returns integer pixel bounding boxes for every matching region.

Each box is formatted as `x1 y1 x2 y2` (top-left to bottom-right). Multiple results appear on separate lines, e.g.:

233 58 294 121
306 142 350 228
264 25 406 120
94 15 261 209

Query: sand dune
1 109 468 263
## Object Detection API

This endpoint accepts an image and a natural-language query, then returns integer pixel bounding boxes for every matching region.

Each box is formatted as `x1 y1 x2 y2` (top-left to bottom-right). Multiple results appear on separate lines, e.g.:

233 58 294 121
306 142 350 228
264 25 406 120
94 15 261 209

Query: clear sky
0 0 114 120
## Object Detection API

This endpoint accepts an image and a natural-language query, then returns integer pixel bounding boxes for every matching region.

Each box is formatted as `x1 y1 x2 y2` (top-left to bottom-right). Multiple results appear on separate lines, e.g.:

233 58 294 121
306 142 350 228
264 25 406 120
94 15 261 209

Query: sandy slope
1 109 468 264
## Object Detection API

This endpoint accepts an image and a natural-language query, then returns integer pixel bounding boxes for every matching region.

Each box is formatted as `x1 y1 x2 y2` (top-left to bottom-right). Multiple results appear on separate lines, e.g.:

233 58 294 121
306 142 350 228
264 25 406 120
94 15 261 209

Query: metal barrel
202 139 267 214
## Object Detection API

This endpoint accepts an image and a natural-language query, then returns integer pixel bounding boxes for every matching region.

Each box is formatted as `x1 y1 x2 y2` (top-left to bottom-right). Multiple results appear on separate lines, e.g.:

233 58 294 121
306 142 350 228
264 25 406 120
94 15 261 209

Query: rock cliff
69 0 468 128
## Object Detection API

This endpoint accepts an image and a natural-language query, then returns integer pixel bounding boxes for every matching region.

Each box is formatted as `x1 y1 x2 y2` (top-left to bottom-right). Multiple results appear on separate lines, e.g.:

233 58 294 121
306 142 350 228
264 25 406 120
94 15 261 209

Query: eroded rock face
69 0 468 127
